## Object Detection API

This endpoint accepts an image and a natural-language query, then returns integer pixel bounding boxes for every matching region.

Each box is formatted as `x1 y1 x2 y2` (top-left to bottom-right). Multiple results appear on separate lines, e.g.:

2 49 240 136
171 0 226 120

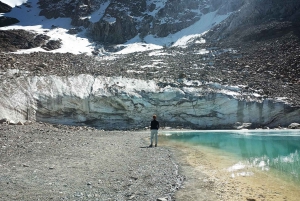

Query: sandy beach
1 123 300 201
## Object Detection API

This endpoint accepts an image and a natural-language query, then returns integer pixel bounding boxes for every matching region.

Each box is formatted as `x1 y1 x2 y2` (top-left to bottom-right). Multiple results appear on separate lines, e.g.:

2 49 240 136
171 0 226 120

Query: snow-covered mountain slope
0 0 95 54
0 0 241 55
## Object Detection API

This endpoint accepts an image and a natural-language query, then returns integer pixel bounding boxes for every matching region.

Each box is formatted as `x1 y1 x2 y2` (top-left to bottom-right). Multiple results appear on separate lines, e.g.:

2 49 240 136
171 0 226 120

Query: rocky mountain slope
203 0 300 105
36 0 244 43
0 0 299 129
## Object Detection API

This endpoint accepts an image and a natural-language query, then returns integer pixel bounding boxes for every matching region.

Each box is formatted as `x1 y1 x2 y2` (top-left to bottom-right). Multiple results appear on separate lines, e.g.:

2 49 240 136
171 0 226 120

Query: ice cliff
1 73 299 129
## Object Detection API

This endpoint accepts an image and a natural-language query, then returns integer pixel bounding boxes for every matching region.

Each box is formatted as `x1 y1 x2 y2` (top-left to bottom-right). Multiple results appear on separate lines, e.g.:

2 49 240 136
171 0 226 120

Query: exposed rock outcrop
36 0 244 44
88 16 137 44
0 16 20 27
41 39 62 51
0 1 12 13
0 30 63 52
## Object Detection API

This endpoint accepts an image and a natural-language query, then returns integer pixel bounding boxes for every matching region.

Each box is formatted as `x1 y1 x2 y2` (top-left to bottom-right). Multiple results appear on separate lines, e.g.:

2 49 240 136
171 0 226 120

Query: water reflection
163 130 300 182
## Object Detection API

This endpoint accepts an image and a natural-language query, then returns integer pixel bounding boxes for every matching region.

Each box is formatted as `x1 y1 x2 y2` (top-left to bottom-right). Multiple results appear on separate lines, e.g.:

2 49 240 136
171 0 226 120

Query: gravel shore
0 123 185 201
2 122 300 201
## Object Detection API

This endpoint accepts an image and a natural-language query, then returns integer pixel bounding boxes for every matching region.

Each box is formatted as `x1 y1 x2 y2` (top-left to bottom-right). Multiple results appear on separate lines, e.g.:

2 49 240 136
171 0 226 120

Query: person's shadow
140 146 151 148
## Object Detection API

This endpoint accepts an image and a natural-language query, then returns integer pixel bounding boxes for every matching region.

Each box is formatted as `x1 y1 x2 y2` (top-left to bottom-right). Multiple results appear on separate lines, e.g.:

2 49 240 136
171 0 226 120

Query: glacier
1 73 299 129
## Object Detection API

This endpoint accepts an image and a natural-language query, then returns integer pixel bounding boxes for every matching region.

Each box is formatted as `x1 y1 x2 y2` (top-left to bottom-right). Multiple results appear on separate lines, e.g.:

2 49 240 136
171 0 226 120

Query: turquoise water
162 130 300 184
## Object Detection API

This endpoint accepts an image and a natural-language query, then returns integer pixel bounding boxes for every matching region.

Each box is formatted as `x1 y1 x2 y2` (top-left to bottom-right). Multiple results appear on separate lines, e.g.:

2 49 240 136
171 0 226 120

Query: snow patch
89 1 111 23
114 43 162 55
1 0 26 7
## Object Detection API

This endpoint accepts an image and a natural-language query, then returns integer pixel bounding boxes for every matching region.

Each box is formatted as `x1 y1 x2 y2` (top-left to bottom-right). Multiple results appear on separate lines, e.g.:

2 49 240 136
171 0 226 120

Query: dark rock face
38 0 76 19
0 30 62 52
0 16 20 27
86 0 244 43
36 0 244 44
88 16 137 44
0 1 12 13
87 0 146 43
146 0 201 37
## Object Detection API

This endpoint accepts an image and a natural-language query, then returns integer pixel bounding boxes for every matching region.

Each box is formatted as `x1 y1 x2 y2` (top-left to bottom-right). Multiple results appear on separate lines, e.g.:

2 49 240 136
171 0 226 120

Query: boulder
234 122 252 130
42 40 62 51
288 123 300 129
157 198 168 201
24 121 33 125
8 120 17 125
16 121 24 125
0 118 8 124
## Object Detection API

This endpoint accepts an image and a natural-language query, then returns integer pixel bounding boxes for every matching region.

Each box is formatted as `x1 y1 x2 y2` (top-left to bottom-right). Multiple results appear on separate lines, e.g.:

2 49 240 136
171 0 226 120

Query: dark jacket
150 119 159 130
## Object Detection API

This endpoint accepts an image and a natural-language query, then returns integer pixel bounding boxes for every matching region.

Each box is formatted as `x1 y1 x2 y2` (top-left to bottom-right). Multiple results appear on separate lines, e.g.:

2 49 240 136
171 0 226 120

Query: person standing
149 115 159 147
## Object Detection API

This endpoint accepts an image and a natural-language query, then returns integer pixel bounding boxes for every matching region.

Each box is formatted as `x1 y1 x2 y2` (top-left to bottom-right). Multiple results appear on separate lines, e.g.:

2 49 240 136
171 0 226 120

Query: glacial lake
161 129 300 186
